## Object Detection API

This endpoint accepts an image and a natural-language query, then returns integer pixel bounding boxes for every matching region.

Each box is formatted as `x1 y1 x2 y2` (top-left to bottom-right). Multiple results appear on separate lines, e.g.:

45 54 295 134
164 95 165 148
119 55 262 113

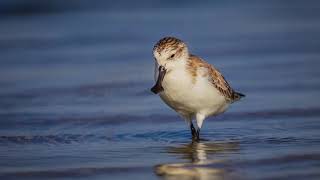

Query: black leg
196 128 200 140
190 123 196 136
190 122 200 141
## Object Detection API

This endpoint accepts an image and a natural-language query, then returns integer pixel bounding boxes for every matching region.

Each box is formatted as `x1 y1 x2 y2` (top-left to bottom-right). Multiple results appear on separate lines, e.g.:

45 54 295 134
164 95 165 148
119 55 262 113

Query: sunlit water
1 1 320 179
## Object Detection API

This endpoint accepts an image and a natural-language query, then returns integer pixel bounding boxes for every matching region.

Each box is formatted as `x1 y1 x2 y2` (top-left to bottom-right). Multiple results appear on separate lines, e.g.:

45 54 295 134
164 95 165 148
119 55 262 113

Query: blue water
1 1 320 179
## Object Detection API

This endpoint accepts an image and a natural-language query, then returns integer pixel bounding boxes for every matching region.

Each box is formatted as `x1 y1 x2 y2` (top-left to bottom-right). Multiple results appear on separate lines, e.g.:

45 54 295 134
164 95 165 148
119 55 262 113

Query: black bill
151 66 167 94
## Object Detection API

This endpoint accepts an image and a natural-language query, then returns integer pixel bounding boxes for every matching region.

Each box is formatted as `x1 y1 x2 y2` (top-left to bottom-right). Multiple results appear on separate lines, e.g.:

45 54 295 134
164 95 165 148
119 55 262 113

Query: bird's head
153 37 189 71
151 37 189 94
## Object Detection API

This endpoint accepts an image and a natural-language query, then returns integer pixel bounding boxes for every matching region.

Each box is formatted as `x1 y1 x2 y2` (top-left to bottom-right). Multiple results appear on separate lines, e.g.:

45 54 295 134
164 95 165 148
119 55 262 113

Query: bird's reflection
155 140 240 180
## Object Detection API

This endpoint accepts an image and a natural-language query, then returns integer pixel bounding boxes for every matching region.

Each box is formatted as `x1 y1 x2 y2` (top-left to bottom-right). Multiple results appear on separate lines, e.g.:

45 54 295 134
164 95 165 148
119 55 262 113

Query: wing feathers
187 55 244 102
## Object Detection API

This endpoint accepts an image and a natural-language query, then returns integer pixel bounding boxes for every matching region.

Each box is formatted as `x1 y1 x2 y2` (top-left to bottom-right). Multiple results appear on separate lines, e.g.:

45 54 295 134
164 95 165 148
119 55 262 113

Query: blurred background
0 0 320 180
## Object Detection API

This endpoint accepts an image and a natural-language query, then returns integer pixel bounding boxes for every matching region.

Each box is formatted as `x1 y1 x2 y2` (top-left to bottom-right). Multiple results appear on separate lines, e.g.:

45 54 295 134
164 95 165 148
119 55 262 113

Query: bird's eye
170 54 175 58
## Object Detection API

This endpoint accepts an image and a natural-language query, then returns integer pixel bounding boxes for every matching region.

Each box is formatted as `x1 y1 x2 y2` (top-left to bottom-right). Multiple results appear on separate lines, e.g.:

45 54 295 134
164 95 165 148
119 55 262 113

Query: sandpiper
151 37 245 141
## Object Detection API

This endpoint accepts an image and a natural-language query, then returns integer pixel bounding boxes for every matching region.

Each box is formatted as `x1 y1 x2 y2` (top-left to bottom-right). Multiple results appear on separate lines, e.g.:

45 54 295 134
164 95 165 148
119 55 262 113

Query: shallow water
1 0 320 179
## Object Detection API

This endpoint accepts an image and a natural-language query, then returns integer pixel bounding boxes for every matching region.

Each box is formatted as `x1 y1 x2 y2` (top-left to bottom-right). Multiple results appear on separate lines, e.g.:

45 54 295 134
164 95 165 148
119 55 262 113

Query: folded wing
188 55 245 102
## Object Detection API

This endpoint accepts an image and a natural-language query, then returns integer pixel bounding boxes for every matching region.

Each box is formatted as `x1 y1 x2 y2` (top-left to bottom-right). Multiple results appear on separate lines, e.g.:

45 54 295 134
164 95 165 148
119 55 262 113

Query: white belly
158 68 228 118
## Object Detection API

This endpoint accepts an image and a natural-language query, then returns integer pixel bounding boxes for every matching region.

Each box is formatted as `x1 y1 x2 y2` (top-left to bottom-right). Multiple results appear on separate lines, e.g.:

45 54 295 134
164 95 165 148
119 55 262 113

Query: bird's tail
232 91 245 102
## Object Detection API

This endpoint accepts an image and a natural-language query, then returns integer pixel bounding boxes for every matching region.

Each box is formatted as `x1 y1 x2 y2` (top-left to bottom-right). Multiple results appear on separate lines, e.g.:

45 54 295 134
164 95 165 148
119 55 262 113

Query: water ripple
116 130 190 143
0 166 151 179
0 134 108 145
1 107 319 128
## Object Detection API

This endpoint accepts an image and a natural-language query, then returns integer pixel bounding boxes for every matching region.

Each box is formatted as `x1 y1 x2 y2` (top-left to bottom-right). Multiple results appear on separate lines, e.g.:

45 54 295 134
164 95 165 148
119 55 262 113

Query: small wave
0 166 150 179
215 107 320 121
240 136 316 145
229 152 320 173
1 107 319 128
0 81 145 100
0 134 109 144
116 130 190 143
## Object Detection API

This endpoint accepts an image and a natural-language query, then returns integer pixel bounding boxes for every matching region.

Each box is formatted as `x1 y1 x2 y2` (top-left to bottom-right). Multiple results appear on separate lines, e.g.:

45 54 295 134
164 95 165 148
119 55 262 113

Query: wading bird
151 37 245 141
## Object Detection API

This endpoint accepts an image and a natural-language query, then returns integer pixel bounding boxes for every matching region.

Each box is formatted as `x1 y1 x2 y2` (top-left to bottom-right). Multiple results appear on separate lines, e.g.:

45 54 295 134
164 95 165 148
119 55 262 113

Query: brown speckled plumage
153 37 184 55
187 55 243 102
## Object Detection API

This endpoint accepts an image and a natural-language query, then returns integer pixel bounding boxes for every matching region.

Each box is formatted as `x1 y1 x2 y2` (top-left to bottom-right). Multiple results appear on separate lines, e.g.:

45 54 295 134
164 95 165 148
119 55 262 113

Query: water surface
0 1 320 179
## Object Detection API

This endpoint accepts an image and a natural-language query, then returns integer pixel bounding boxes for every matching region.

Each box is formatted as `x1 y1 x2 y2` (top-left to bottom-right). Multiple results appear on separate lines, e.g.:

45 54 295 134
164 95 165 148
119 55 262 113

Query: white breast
157 65 229 118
